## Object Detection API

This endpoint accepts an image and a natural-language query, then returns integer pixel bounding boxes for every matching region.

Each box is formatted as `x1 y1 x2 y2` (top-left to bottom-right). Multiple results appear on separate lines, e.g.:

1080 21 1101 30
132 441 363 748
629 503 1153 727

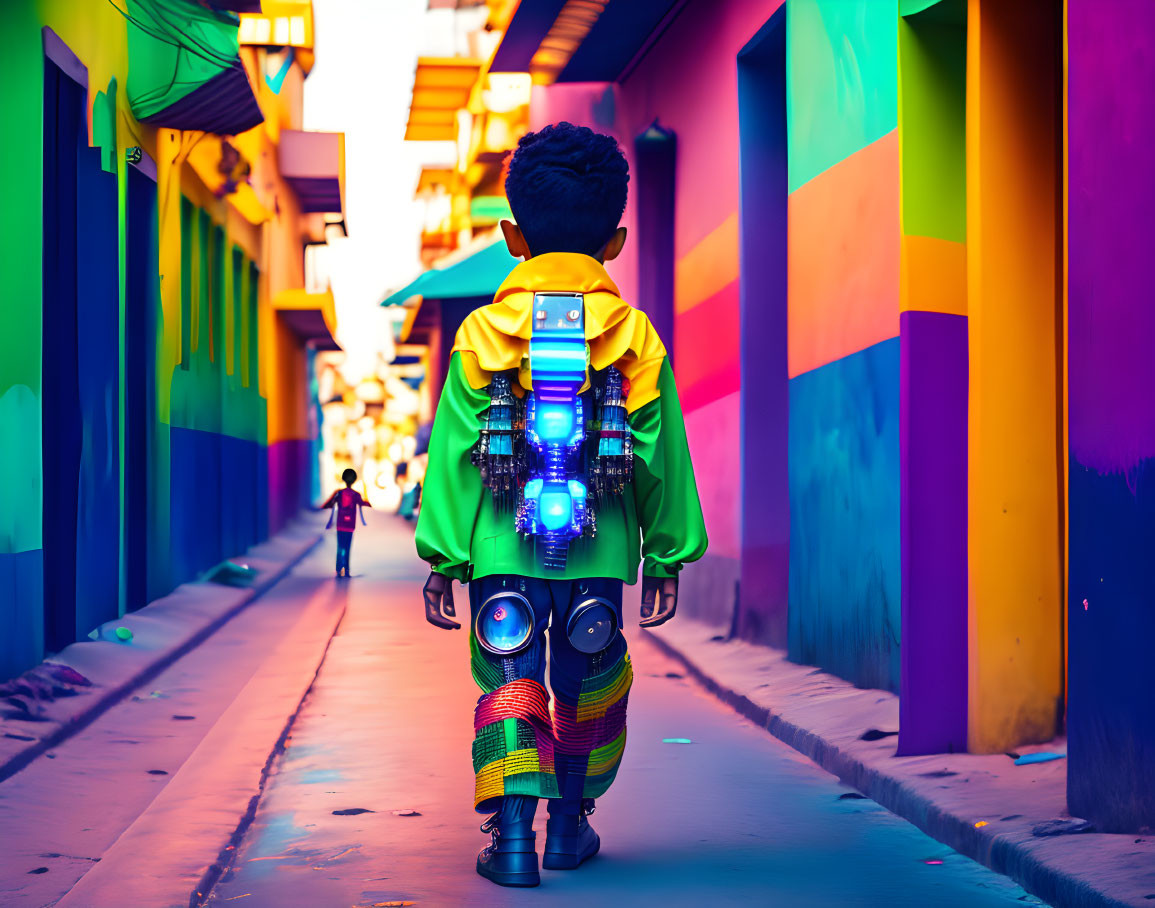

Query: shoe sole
542 837 600 871
476 866 541 887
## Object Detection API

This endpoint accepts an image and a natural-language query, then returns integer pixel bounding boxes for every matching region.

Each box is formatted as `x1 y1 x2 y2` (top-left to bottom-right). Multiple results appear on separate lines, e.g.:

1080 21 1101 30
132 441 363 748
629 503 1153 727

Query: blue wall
0 551 44 678
788 337 901 692
1067 458 1155 831
170 426 264 587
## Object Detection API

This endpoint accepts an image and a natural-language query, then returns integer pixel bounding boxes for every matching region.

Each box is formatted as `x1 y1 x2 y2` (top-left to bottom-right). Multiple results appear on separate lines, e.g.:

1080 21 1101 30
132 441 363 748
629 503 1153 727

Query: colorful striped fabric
554 652 632 799
469 634 633 809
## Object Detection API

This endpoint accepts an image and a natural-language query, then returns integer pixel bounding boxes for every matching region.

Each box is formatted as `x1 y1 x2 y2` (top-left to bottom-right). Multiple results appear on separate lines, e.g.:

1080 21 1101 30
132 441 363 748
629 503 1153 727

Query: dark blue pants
336 530 353 574
469 574 628 816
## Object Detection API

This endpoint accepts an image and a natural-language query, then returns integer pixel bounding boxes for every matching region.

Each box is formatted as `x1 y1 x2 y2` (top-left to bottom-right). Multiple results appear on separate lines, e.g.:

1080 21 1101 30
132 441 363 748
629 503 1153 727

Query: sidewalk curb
55 567 348 908
643 627 1141 908
0 523 323 786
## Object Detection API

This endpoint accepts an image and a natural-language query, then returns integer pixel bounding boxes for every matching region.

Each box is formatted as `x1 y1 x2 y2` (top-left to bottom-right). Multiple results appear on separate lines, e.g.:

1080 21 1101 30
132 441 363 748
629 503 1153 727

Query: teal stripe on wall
787 0 899 193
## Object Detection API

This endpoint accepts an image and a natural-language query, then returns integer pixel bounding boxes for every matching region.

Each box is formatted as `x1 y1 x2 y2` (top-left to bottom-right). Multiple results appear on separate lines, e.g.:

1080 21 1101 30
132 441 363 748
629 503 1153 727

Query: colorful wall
531 0 785 631
1066 0 1155 833
527 0 1071 729
965 0 1064 755
896 0 968 754
785 0 901 693
530 0 902 687
0 0 324 680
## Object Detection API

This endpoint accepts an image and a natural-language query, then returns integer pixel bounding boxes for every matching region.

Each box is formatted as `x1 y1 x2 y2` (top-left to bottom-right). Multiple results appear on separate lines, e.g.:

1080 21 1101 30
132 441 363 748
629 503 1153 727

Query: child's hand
423 572 461 630
639 575 678 628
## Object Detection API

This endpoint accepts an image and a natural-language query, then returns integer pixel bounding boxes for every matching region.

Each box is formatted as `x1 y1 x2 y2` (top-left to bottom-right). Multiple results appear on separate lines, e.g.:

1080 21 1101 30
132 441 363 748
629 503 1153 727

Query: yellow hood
452 253 667 413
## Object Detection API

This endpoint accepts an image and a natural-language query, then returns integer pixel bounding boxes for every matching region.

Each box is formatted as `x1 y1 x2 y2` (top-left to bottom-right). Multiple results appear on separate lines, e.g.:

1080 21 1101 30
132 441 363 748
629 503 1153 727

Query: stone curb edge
0 531 323 786
641 628 1133 908
189 601 345 908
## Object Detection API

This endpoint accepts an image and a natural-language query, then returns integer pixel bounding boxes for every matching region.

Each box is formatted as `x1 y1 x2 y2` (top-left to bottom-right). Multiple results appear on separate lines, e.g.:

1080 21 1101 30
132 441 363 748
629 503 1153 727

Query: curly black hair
504 122 629 257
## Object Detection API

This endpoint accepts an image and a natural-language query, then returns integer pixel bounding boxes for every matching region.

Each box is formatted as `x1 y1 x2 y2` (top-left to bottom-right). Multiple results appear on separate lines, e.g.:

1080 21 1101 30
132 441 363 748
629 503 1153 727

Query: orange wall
966 0 1064 753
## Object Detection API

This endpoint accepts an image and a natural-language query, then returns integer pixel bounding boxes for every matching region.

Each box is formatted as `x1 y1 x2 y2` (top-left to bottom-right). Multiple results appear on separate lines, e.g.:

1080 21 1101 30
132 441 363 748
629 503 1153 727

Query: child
416 123 707 887
321 468 370 577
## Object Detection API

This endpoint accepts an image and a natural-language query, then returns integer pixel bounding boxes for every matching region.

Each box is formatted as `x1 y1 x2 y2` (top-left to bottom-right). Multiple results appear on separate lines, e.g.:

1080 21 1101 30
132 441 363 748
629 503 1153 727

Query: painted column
965 0 1064 753
896 0 969 756
1066 0 1155 833
786 0 902 692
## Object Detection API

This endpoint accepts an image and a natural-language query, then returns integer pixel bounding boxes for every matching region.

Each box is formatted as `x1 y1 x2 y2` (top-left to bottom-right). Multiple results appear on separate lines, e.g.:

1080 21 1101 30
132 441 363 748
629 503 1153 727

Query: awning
127 0 263 135
404 57 483 142
489 0 569 72
470 195 513 226
488 0 682 84
210 0 262 11
279 130 344 214
415 166 455 195
557 0 681 82
273 288 340 350
381 236 520 308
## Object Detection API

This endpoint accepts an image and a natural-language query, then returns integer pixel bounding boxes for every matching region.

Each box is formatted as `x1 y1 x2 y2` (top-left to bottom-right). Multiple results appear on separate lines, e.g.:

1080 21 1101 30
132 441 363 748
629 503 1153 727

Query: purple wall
897 311 968 755
1066 0 1155 832
268 439 312 536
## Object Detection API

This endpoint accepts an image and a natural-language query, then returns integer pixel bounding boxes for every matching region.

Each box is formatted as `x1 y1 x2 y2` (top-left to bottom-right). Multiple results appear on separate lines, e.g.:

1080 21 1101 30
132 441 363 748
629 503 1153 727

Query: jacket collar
490 253 629 340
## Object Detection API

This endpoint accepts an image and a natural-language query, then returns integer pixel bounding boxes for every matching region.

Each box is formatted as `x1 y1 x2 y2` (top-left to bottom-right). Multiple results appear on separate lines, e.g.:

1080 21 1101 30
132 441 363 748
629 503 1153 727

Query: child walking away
321 468 371 578
416 123 707 888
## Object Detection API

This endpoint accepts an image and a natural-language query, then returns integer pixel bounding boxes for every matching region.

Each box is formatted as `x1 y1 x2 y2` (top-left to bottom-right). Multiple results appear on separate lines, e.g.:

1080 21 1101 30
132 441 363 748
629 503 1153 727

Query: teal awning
382 238 520 307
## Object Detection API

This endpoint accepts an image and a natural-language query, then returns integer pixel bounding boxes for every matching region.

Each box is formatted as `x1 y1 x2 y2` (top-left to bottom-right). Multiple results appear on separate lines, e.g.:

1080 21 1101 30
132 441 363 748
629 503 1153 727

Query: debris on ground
0 662 94 719
1031 818 1094 837
1014 752 1065 766
332 808 375 815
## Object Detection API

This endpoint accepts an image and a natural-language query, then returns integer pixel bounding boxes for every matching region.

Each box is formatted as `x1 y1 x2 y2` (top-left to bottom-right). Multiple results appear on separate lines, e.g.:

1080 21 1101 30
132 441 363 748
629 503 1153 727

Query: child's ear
602 227 628 262
500 220 532 260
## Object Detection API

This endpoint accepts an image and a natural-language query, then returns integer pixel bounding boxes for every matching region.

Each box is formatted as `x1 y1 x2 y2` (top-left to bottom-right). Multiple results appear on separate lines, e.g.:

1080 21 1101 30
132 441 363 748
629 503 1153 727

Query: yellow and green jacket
415 252 707 583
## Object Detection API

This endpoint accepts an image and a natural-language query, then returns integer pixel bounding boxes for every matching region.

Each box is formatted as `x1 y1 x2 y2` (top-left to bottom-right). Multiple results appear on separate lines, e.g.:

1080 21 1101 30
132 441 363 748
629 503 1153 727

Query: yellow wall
966 0 1065 753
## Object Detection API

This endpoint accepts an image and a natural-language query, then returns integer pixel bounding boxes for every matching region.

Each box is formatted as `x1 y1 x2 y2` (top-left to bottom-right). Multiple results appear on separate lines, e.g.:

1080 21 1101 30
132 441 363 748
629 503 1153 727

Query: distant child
321 468 370 577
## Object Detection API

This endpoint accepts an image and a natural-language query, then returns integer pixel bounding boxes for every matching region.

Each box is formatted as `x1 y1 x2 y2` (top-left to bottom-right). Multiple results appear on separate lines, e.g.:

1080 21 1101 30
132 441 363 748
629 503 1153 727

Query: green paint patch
898 1 967 242
0 385 43 552
787 0 898 193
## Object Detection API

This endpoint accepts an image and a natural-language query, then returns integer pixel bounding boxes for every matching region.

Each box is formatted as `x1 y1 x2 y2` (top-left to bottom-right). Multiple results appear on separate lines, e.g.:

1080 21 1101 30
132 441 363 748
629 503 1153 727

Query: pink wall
531 0 784 567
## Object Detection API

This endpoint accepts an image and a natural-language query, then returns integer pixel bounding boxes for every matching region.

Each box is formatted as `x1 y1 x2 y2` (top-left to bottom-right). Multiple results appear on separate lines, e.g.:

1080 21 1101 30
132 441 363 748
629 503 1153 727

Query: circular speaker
566 597 619 654
475 592 535 655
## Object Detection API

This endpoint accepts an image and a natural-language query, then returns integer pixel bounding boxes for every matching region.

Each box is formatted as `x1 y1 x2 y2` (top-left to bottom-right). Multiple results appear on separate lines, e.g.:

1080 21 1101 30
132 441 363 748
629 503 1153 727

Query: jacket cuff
432 562 471 582
643 561 681 580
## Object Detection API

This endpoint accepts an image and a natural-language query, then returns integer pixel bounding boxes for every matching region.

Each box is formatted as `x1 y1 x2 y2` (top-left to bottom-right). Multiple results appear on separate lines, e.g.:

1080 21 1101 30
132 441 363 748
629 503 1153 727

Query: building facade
396 0 1154 833
0 0 342 679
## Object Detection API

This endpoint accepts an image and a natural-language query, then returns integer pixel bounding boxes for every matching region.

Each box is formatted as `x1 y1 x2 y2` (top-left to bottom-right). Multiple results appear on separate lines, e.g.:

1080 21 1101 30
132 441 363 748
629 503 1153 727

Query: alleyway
0 517 1047 907
200 519 1039 907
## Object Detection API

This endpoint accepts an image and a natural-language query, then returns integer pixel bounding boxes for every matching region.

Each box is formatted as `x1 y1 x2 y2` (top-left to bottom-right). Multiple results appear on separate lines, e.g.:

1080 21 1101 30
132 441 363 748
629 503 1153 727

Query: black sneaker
476 813 540 887
542 801 600 870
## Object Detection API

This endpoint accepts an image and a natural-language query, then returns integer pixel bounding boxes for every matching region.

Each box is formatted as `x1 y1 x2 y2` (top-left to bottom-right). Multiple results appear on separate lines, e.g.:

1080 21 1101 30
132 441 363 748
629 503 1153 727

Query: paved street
207 518 1043 907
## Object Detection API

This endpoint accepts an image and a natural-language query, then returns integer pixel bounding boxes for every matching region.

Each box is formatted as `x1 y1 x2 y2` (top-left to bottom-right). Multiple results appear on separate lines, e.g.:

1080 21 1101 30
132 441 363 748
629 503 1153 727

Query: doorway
736 7 789 647
41 53 85 651
125 164 159 611
633 123 676 365
42 48 120 648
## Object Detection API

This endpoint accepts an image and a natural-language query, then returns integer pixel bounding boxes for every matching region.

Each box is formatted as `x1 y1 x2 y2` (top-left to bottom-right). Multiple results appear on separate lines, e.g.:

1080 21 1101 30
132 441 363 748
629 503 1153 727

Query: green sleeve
628 358 709 578
415 352 489 581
